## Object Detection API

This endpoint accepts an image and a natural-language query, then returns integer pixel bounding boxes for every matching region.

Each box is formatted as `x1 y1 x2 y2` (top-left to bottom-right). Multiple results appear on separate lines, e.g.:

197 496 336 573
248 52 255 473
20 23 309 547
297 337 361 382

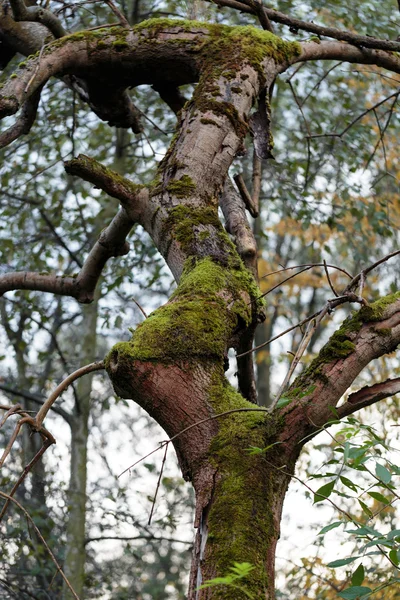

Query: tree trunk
63 296 98 600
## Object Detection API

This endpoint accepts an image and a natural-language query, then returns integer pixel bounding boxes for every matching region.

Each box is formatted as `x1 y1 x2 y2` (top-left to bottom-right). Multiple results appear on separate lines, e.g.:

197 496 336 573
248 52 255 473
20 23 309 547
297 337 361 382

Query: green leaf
340 476 358 492
389 549 400 566
327 556 360 568
229 562 254 577
318 521 342 535
338 586 372 599
351 564 365 586
367 491 390 505
275 397 292 409
358 500 373 517
375 463 392 484
314 481 335 504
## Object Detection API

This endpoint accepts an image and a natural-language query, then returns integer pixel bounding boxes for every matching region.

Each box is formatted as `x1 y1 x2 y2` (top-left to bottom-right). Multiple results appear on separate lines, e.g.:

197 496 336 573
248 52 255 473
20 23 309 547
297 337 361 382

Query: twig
35 361 104 428
148 442 168 525
104 0 130 26
271 315 320 409
132 297 148 319
261 266 313 297
0 492 81 599
287 80 312 186
307 91 400 139
0 435 54 521
323 260 339 297
261 263 353 280
118 407 270 477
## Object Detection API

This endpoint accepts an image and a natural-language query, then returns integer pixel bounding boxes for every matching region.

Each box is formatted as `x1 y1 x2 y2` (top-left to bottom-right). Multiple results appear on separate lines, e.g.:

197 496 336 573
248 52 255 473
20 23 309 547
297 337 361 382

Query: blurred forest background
1 0 400 598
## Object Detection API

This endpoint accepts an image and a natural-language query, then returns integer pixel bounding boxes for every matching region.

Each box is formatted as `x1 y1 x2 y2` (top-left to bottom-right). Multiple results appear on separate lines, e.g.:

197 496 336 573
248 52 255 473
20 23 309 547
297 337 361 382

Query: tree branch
0 88 42 148
64 154 148 219
0 204 140 302
9 0 67 39
0 383 72 422
213 0 400 53
337 378 400 419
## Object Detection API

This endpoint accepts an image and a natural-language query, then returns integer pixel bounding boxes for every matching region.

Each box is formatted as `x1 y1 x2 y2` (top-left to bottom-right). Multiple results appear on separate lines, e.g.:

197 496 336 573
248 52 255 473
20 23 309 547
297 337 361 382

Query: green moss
203 366 279 594
359 292 400 322
112 40 129 51
10 74 17 79
106 257 260 366
18 62 27 69
200 117 220 127
230 86 242 93
166 174 196 198
293 293 400 392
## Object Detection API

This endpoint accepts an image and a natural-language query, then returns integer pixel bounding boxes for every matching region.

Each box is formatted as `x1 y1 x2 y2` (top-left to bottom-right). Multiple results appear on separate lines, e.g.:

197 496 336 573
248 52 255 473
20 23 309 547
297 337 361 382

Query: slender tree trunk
62 295 98 600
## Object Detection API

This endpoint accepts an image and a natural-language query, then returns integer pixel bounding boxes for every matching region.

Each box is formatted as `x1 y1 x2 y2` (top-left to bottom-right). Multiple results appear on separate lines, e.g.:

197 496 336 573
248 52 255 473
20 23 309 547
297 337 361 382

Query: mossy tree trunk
2 15 400 600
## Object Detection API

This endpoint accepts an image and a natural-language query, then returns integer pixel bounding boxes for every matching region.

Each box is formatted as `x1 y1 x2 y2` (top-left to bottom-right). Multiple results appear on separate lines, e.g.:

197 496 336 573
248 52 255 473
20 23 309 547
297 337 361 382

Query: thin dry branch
307 90 400 139
0 492 81 599
261 263 353 279
35 361 104 427
0 434 54 521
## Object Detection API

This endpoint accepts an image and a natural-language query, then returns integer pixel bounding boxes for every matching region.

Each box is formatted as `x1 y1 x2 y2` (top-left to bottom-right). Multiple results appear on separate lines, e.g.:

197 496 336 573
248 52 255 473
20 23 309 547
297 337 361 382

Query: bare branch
0 88 42 149
86 535 192 545
233 173 259 218
261 263 353 280
323 260 339 297
9 0 67 38
0 199 143 302
148 442 168 525
337 378 400 418
35 361 104 428
64 154 148 219
0 383 71 422
307 90 400 140
104 0 130 27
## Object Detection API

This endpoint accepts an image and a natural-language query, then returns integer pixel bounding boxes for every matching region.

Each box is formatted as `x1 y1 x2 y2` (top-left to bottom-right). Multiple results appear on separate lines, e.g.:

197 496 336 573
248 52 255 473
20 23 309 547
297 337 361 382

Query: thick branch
213 0 400 53
291 40 400 74
220 178 257 275
281 297 400 442
337 377 400 419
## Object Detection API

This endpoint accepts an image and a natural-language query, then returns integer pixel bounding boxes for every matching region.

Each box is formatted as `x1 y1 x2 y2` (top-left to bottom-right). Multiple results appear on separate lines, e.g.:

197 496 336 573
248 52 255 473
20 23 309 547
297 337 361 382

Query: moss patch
106 257 262 366
204 367 280 595
293 292 400 391
166 174 196 198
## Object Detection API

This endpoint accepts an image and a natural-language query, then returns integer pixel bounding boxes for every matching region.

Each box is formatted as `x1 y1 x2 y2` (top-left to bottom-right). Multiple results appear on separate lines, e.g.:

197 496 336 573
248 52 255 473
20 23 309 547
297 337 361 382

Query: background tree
1 0 400 599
